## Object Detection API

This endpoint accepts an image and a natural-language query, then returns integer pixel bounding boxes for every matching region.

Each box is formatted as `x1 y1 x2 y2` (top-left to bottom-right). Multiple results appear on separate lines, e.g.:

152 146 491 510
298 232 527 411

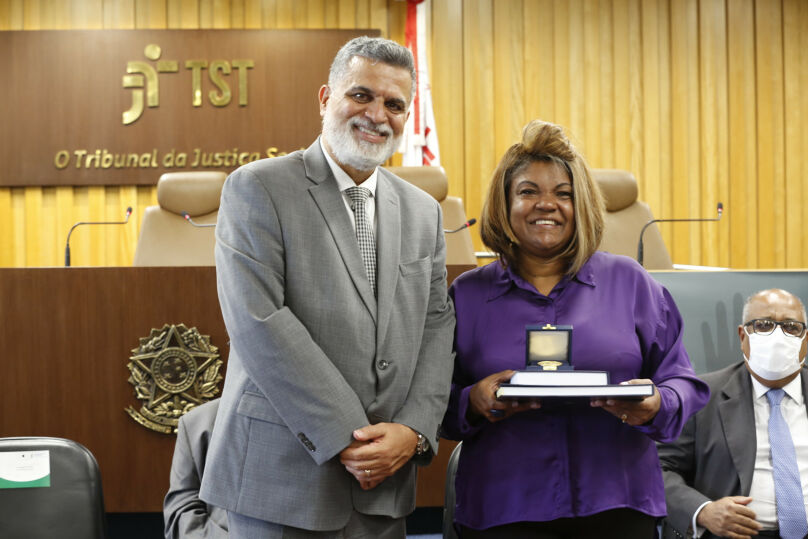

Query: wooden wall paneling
22 0 42 29
4 1 806 269
0 267 229 512
523 0 555 127
274 0 294 28
257 0 276 28
581 0 601 164
0 265 472 510
462 0 495 253
40 188 57 267
11 188 26 266
493 0 524 159
566 0 584 144
71 0 104 28
783 0 806 267
87 186 107 266
288 0 306 27
611 0 631 170
197 0 213 28
0 0 24 29
754 0 785 268
311 0 333 28
354 0 370 29
800 0 808 268
669 0 700 266
0 189 12 266
726 0 757 268
118 185 139 264
430 0 465 206
167 0 183 27
386 0 405 44
231 0 246 28
212 0 235 29
167 0 200 28
265 0 284 26
627 0 643 193
710 2 730 270
23 188 43 266
101 188 117 266
112 0 159 268
66 187 87 266
697 0 727 268
596 0 615 167
551 0 570 131
356 0 375 28
368 0 385 35
21 0 37 27
223 0 240 28
656 0 672 256
102 186 121 266
386 0 414 166
104 0 135 28
320 0 337 28
338 0 355 28
640 0 662 245
134 0 168 29
242 0 262 29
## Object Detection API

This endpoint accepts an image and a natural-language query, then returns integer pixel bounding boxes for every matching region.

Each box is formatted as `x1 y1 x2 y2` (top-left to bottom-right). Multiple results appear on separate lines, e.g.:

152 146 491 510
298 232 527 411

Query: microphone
182 212 216 228
445 218 476 234
637 202 723 267
65 206 132 267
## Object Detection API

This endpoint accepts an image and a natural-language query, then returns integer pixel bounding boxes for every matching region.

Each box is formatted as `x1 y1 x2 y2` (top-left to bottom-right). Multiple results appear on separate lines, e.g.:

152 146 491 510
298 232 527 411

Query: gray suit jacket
164 399 228 539
199 140 456 531
658 362 808 538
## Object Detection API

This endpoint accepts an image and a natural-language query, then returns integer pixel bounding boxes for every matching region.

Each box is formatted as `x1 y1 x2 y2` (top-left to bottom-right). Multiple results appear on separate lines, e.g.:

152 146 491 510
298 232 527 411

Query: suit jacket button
297 432 316 452
377 359 389 370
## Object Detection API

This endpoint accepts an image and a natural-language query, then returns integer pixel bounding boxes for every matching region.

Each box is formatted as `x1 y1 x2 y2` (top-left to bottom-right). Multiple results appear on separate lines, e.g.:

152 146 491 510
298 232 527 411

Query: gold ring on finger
621 414 628 423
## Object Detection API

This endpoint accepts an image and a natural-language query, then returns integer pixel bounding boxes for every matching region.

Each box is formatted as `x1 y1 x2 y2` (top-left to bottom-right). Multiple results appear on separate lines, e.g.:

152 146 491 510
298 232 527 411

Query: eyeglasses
744 318 807 338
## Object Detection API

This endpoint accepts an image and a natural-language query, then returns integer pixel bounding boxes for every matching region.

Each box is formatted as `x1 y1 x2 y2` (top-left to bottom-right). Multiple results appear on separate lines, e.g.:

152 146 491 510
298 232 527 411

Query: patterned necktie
345 186 376 296
766 388 808 539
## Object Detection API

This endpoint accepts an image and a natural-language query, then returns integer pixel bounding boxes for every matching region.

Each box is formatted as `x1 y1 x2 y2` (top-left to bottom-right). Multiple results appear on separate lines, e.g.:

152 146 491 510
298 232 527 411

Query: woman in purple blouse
442 120 709 538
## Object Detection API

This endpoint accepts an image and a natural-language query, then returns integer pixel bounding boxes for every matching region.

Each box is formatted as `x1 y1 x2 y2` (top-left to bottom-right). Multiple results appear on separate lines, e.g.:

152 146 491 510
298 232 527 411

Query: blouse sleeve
633 281 710 442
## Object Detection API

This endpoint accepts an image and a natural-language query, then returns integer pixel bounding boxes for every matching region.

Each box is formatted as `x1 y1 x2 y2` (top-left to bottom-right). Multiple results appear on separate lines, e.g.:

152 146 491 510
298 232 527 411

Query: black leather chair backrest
0 437 107 539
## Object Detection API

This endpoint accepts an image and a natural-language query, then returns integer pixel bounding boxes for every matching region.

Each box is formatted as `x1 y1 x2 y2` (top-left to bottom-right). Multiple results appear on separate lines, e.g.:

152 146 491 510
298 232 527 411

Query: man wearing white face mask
659 288 808 539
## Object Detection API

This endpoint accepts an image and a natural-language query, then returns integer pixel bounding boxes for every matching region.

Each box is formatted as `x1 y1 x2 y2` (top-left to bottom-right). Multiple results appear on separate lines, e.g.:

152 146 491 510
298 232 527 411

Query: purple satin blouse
442 251 709 530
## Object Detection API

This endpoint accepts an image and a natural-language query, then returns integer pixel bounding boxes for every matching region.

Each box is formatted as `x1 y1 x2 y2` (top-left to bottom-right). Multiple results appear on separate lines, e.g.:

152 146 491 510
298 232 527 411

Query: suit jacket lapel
374 171 400 343
303 141 377 322
718 366 756 495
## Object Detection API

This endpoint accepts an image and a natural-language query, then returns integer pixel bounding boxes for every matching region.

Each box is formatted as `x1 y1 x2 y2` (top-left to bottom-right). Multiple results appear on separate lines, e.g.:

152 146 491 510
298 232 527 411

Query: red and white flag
400 0 440 167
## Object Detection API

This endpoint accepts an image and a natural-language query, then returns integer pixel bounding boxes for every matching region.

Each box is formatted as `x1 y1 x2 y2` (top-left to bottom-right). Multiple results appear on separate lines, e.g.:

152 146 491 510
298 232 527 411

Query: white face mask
744 328 806 381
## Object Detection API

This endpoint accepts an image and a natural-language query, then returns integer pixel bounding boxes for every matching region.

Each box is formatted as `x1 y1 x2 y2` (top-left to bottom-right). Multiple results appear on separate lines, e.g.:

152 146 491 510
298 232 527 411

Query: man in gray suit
199 36 455 538
659 289 808 539
164 399 228 538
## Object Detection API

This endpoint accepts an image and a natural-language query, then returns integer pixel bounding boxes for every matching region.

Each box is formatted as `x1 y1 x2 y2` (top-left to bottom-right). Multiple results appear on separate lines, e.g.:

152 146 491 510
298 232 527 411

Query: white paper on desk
0 450 50 489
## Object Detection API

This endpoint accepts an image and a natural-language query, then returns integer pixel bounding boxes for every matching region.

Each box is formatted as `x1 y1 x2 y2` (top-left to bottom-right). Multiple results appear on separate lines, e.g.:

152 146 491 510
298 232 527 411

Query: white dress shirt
747 373 808 530
319 138 378 234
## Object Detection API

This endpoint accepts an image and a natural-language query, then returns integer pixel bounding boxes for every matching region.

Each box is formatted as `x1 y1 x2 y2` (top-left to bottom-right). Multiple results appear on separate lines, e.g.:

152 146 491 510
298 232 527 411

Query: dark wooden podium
0 265 472 512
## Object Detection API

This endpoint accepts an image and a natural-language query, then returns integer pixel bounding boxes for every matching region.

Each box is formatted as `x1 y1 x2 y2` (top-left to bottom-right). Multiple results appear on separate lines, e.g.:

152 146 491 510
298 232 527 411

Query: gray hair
742 288 808 323
328 36 416 102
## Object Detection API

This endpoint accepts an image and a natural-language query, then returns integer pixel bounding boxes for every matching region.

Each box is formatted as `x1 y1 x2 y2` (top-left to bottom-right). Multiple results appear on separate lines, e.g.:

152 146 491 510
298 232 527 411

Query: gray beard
322 111 400 172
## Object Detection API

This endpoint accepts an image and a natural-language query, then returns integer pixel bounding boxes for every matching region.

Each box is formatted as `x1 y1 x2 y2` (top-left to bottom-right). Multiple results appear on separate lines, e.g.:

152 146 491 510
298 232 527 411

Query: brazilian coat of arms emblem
126 324 223 433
